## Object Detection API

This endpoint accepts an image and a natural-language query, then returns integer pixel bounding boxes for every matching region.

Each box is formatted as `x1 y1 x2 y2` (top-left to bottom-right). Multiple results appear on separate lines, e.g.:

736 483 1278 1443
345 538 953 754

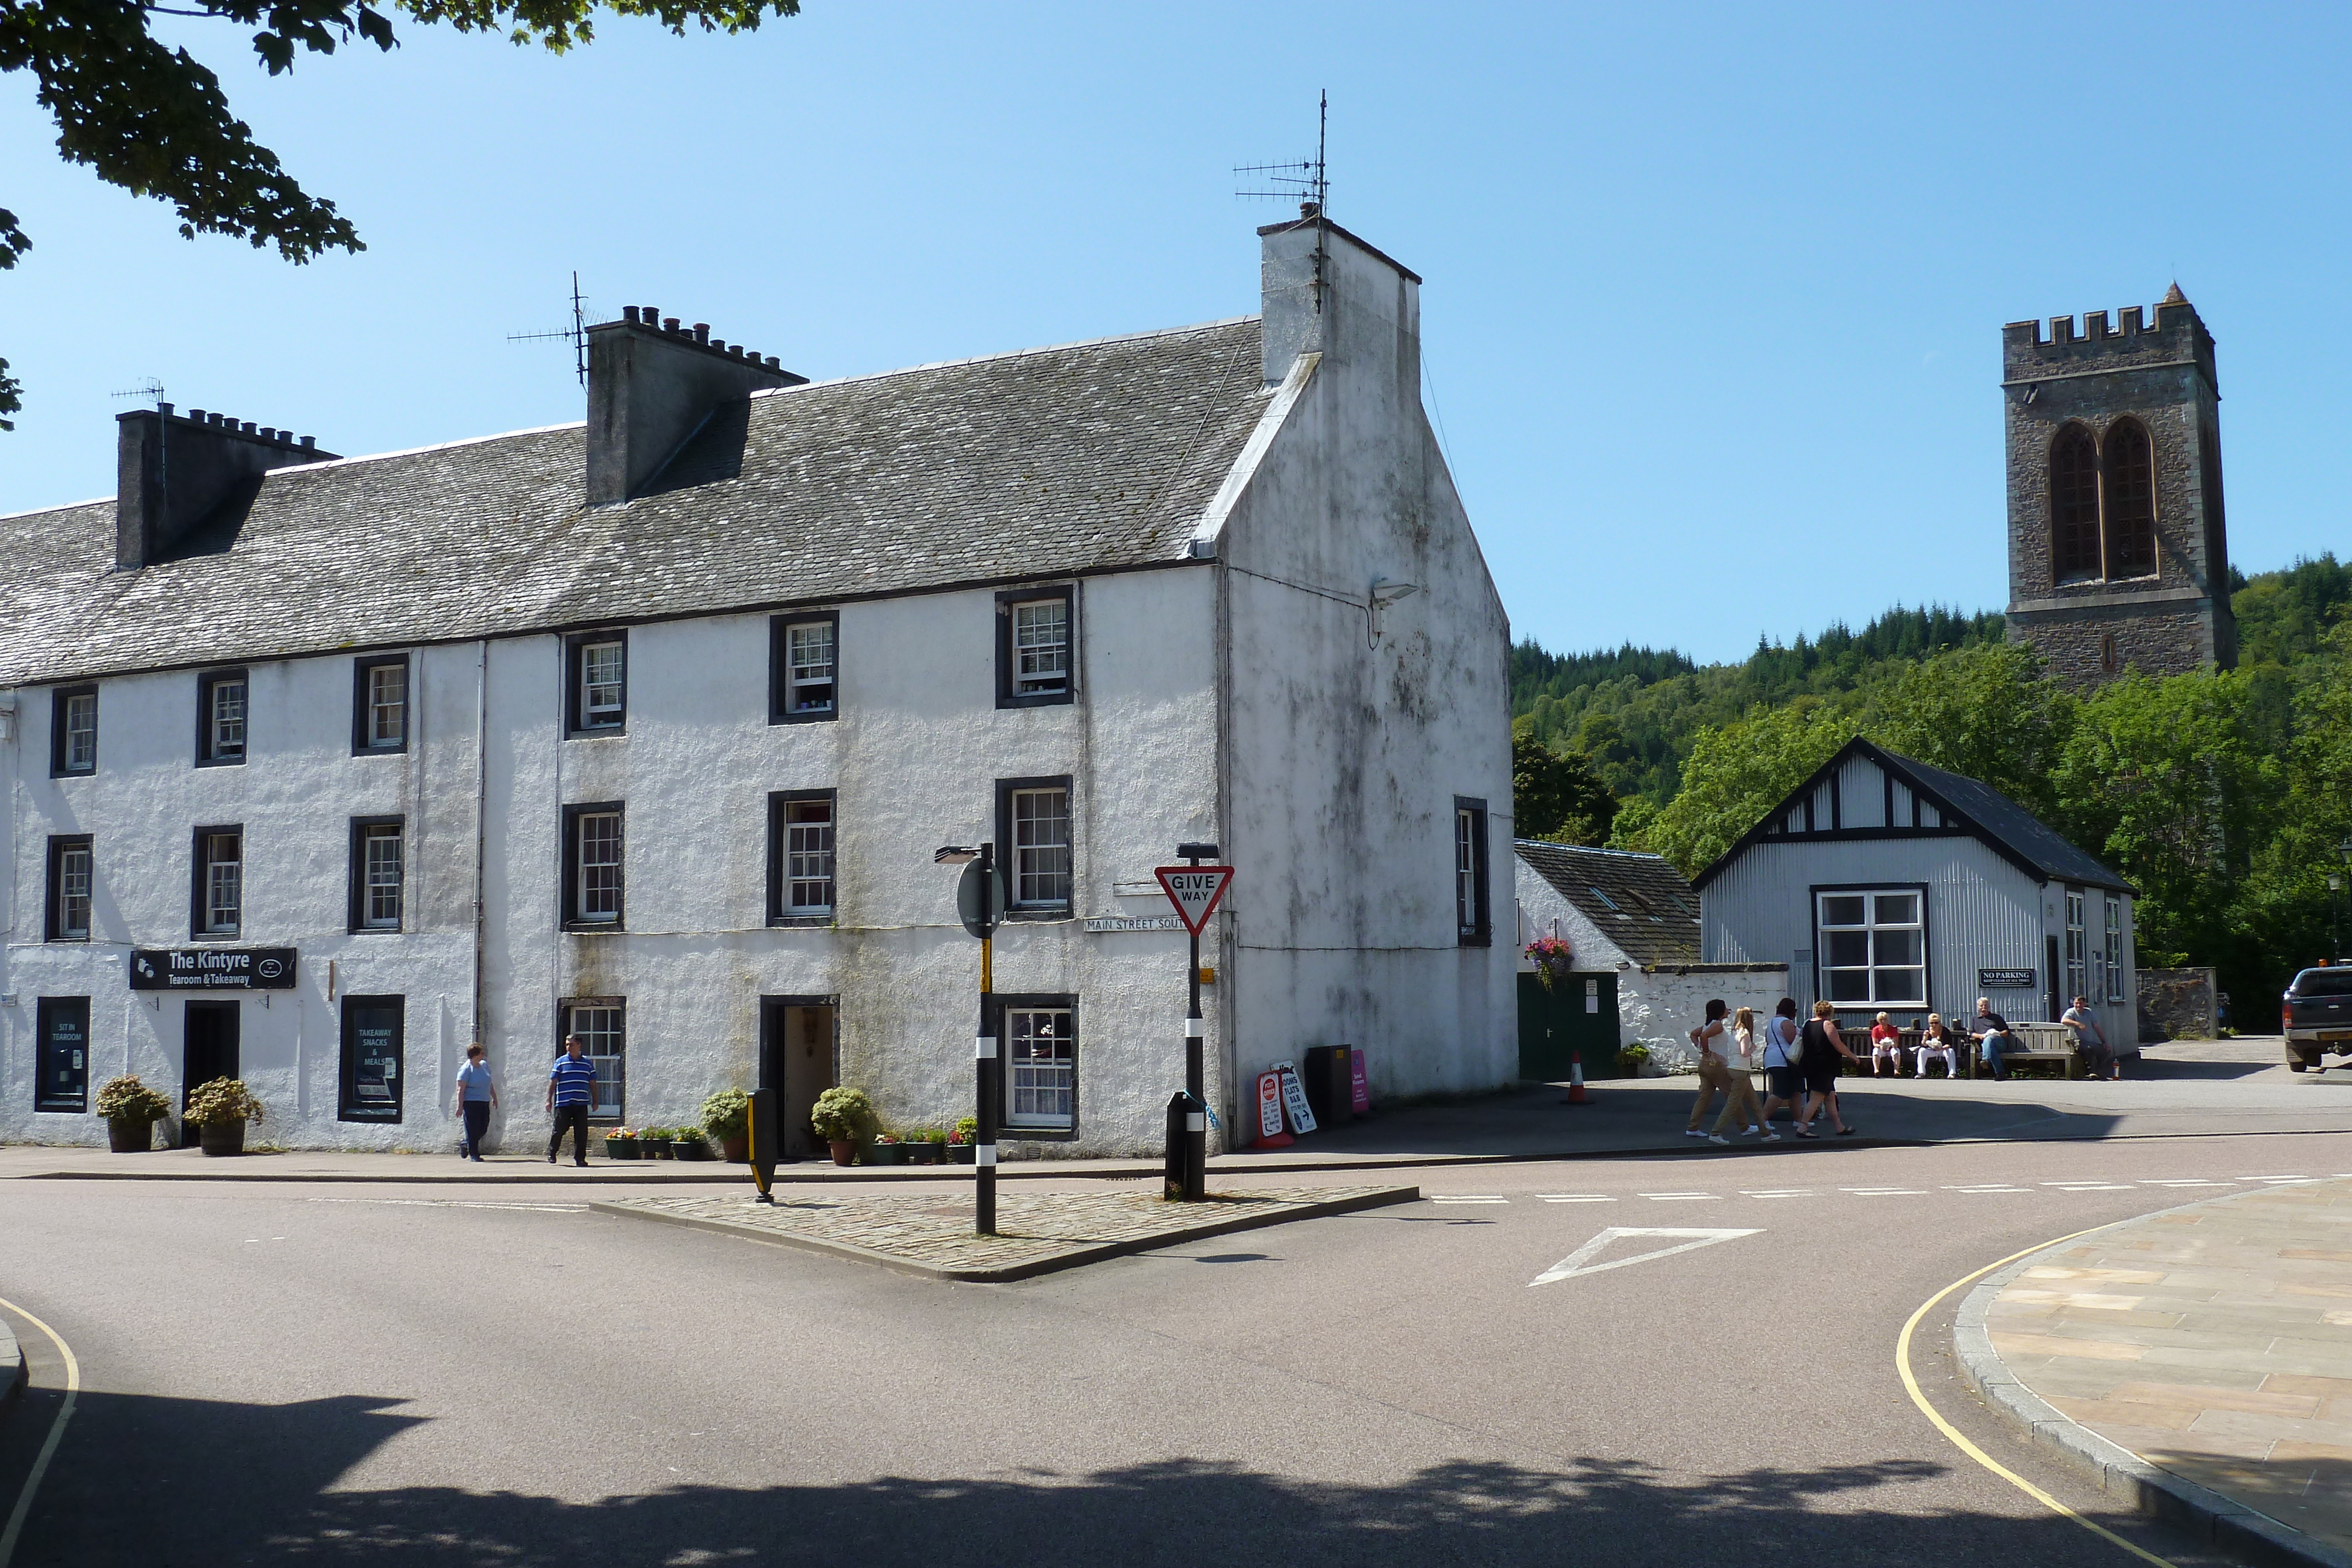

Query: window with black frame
51 686 96 776
193 827 243 938
46 834 92 941
1815 889 1925 1008
353 655 409 753
36 997 90 1113
339 995 405 1122
350 818 404 932
197 670 248 765
767 791 836 921
771 613 838 721
1003 1001 1075 1133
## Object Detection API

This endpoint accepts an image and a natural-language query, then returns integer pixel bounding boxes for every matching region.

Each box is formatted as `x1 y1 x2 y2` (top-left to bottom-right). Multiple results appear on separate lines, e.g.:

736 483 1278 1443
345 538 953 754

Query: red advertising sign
1154 866 1235 935
1252 1071 1292 1148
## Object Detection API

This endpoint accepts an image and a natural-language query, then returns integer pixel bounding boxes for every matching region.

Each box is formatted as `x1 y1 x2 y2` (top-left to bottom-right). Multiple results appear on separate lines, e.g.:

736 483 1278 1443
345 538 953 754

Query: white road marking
1535 1195 1615 1203
2043 1182 2136 1191
2239 1176 2315 1184
1943 1185 2030 1193
1742 1190 1816 1199
1430 1196 1508 1205
1842 1188 1929 1195
305 1196 589 1212
1638 1192 1719 1201
2140 1179 2232 1187
1531 1226 1763 1286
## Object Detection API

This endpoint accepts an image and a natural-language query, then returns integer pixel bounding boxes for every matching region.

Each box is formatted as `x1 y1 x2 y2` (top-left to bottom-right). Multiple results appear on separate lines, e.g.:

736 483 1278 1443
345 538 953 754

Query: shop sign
129 948 298 991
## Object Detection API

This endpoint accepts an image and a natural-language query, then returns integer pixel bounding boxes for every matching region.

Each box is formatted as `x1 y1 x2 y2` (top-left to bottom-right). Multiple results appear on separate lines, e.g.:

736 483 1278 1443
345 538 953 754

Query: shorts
1766 1065 1803 1101
1801 1055 1843 1095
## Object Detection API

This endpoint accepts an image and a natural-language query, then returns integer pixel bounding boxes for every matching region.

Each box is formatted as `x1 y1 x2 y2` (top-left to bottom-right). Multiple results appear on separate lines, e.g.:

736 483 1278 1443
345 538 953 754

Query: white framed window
2065 890 2089 1002
1455 798 1491 944
784 798 834 916
574 809 623 924
998 588 1075 707
580 642 625 728
1005 1004 1075 1131
2103 896 2124 1004
57 689 97 774
562 1000 626 1121
360 659 407 751
1815 888 1925 1007
1008 785 1072 910
359 822 403 930
200 672 247 764
200 830 242 936
49 837 92 941
787 620 834 714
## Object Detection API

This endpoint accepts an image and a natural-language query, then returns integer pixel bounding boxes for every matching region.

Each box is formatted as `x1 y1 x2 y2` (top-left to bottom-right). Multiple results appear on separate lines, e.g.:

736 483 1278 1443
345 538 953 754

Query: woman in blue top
453 1044 498 1162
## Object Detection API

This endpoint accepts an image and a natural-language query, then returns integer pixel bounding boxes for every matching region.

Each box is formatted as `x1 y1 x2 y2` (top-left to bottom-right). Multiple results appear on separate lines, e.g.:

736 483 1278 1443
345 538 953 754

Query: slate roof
1514 841 1702 965
1691 737 2132 894
0 317 1269 687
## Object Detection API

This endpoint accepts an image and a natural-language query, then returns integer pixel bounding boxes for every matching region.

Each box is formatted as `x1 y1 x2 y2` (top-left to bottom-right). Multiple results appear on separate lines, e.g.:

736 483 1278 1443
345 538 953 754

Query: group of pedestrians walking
442 1034 605 1166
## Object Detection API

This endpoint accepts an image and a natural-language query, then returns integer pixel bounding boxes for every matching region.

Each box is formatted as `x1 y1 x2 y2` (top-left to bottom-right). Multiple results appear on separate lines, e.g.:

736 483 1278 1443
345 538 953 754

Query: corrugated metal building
1695 738 2136 1049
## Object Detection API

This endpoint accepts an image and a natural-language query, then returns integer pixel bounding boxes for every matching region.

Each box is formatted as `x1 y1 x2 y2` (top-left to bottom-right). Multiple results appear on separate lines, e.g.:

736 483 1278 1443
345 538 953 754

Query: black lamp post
2331 873 2345 965
936 843 998 1235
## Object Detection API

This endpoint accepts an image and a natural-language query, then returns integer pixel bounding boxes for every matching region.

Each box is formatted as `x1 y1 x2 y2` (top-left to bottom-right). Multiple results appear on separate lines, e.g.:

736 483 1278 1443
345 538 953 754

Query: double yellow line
0 1296 79 1568
1897 1230 2178 1568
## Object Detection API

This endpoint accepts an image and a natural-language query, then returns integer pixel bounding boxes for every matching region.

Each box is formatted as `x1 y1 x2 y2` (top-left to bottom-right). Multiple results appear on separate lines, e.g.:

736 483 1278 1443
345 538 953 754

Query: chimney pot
693 323 710 344
189 409 205 422
262 427 278 441
622 306 639 325
710 339 726 353
240 422 257 435
662 317 680 333
764 356 780 370
157 402 173 418
300 436 316 449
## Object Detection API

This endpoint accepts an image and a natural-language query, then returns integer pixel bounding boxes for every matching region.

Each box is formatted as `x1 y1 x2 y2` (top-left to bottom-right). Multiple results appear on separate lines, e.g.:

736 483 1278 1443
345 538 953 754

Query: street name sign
1154 866 1235 934
1529 1227 1762 1287
128 947 298 991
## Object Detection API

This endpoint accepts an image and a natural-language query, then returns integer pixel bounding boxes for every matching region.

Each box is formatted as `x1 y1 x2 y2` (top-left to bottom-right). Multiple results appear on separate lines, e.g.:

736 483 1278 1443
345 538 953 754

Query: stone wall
2137 965 2217 1042
1623 964 1790 1074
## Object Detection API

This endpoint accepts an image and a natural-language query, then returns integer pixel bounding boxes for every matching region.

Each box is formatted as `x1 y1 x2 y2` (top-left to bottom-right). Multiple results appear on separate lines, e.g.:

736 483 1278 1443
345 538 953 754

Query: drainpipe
471 641 489 1048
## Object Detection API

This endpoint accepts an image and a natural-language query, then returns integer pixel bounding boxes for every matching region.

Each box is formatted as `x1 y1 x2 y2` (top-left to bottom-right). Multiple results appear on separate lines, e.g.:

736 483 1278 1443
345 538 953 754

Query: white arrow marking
1529 1226 1763 1288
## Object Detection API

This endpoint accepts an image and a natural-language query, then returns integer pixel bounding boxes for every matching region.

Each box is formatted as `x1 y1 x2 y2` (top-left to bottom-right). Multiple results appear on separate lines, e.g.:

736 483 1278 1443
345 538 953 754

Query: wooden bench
1966 1022 2081 1081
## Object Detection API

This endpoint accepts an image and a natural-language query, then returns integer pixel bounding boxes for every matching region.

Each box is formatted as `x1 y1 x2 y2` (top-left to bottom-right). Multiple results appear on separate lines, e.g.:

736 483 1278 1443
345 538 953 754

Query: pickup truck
2283 966 2352 1072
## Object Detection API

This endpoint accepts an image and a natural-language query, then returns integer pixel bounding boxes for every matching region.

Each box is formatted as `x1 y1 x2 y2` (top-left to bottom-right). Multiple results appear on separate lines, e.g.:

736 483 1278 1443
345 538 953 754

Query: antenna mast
507 271 591 386
1234 92 1331 312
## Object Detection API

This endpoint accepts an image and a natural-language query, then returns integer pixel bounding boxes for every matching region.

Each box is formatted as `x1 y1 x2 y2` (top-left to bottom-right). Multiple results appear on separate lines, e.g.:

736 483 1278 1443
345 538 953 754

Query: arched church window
2050 424 2101 581
2103 418 2157 577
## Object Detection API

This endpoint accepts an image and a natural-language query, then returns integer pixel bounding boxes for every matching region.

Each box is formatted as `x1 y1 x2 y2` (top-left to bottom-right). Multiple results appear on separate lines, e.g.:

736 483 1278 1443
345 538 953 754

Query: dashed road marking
306 1196 589 1212
2043 1182 2137 1191
1535 1194 1615 1203
1429 1196 1509 1205
1945 1185 2030 1193
1742 1189 1816 1199
1842 1188 1929 1195
2140 1179 2231 1188
1638 1192 1719 1201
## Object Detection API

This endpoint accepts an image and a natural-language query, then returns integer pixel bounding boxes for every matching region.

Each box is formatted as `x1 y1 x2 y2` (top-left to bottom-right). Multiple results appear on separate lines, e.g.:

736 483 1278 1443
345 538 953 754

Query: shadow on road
7 1387 2189 1566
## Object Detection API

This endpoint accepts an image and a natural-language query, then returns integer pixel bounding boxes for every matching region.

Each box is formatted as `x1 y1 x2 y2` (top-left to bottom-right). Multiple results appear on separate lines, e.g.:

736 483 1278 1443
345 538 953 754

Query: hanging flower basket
1524 935 1575 991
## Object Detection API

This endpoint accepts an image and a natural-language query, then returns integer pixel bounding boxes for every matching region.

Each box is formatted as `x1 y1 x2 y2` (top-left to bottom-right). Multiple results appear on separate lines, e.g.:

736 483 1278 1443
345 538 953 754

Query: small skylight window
1588 887 1619 911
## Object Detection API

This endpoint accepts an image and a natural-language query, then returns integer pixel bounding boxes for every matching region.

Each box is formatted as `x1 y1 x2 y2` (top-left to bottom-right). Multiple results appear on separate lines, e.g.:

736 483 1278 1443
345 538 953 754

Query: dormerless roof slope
0 316 1268 687
1514 841 1702 966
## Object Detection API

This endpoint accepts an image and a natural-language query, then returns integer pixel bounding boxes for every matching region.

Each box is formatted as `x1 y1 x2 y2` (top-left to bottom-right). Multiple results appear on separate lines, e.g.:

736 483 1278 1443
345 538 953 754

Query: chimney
584 310 808 504
115 404 340 570
1258 208 1422 392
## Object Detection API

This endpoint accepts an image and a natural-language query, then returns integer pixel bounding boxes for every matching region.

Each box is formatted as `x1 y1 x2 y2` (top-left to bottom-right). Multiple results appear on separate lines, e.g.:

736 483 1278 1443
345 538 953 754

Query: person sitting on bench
1914 1014 1959 1079
1869 1012 1904 1076
1970 998 2017 1081
2062 994 2119 1081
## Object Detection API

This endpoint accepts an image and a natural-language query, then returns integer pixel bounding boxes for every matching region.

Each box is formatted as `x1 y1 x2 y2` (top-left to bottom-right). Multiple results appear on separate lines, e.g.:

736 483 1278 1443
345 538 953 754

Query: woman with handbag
1757 997 1805 1130
1795 1001 1860 1139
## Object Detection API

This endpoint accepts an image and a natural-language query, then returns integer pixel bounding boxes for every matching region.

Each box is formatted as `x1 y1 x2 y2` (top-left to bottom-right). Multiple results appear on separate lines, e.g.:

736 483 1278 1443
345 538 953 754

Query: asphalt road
4 1128 2349 1566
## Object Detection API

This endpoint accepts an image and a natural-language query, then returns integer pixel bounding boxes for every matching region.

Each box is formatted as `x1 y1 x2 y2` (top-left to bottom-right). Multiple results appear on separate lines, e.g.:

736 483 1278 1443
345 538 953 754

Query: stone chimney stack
116 406 337 570
585 307 807 504
1258 205 1422 392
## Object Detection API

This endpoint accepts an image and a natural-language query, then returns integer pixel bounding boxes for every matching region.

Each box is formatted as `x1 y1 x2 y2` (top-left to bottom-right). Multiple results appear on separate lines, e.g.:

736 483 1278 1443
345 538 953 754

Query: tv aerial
508 272 591 386
1235 90 1331 215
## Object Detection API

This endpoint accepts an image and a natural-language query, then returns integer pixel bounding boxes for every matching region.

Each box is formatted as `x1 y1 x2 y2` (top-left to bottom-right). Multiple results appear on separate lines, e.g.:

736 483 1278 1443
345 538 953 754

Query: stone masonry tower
2002 286 2236 685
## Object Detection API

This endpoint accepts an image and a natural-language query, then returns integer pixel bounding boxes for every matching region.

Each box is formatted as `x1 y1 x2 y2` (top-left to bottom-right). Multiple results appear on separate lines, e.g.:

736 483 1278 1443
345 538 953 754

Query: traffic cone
1566 1054 1589 1105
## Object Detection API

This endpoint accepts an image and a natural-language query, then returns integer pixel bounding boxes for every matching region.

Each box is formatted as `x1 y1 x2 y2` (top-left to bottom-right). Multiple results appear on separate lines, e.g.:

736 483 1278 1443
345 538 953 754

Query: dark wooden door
182 1001 239 1146
761 998 837 1161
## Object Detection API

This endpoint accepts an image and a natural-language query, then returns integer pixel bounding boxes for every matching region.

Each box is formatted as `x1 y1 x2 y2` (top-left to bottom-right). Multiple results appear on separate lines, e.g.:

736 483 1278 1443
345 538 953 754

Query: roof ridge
749 315 1263 403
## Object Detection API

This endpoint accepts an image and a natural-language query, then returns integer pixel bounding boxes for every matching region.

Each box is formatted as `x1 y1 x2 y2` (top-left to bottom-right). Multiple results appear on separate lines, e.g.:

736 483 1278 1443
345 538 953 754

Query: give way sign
1154 865 1235 935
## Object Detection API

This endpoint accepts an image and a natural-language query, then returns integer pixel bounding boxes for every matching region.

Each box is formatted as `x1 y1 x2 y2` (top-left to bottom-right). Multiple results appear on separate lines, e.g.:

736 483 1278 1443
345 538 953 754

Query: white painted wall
1619 967 1792 1074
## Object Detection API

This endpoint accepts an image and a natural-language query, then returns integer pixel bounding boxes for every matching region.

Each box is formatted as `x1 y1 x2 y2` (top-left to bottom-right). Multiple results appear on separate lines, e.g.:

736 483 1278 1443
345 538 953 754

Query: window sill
348 925 406 937
49 769 95 781
565 727 626 741
1001 908 1073 924
351 745 409 758
193 755 246 769
189 932 245 943
769 708 839 726
563 922 627 935
46 935 91 945
1001 1125 1078 1142
996 691 1075 710
767 915 836 928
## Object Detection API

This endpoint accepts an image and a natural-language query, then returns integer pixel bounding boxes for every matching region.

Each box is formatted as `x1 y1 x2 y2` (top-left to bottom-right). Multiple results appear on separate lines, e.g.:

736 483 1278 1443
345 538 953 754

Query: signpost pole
975 841 998 1236
1182 846 1207 1202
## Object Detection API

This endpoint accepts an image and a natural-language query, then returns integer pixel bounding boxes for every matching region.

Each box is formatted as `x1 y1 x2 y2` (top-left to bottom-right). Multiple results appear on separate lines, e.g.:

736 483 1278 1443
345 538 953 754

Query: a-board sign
1979 967 2038 989
1348 1049 1371 1115
129 947 297 991
1274 1060 1318 1135
1154 866 1235 935
1256 1071 1285 1141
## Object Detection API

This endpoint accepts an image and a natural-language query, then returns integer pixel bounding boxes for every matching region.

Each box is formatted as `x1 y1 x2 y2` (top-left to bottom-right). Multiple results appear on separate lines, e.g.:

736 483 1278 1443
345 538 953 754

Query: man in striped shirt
546 1034 598 1166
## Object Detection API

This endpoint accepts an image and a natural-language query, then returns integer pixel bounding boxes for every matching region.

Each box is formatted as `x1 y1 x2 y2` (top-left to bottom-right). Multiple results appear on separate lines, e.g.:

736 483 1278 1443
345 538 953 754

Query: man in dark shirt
546 1034 598 1167
1971 998 2016 1081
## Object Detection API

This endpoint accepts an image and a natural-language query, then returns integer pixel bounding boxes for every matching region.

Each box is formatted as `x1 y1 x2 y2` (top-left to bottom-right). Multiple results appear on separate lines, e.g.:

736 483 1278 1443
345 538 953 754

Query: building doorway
182 1000 240 1147
759 997 837 1161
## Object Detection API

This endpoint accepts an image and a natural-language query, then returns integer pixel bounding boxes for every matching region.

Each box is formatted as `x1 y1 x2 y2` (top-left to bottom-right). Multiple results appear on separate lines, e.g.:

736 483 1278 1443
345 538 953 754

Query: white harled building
0 212 1515 1155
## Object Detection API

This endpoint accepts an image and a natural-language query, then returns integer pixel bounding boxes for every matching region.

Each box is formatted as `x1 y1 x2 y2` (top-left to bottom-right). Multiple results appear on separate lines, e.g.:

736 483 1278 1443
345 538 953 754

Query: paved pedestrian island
592 1183 1418 1282
1980 1175 2352 1560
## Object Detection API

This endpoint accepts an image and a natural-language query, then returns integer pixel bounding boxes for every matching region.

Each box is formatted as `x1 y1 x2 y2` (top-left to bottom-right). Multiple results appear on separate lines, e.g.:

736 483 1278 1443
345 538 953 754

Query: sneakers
1760 1131 1781 1142
1683 1128 1710 1139
1706 1133 1729 1145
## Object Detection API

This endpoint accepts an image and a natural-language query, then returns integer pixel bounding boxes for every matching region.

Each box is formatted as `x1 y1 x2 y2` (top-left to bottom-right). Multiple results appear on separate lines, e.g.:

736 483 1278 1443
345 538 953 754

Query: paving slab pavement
1960 1175 2352 1567
590 1183 1419 1281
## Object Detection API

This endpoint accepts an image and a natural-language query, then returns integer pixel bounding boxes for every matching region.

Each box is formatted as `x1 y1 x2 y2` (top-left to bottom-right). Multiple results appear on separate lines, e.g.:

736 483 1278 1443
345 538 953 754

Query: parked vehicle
2283 967 2352 1072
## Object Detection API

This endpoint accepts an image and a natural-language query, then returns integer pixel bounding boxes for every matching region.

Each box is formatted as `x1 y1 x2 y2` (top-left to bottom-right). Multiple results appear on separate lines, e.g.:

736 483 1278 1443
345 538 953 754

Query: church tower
2002 286 2236 684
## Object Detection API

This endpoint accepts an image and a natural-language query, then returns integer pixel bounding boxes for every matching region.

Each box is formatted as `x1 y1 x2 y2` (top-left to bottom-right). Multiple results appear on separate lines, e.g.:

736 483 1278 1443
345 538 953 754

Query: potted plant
182 1077 264 1156
904 1128 941 1165
1523 934 1575 990
636 1125 668 1159
1616 1042 1652 1078
604 1126 642 1160
947 1116 977 1164
809 1087 878 1167
867 1132 903 1166
701 1088 752 1164
95 1075 171 1153
671 1127 707 1161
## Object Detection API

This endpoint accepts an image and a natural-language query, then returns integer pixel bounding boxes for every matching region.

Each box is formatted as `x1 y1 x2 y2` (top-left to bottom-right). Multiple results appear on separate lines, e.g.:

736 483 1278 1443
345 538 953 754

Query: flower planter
910 1142 944 1165
948 1143 974 1164
196 1121 246 1157
866 1141 903 1166
828 1139 857 1166
604 1138 642 1161
107 1118 155 1154
646 1139 673 1159
720 1134 749 1164
672 1138 707 1161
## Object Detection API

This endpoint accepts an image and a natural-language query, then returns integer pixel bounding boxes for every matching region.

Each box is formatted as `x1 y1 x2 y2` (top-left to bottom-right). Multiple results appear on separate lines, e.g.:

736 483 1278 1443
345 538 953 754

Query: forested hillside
1510 554 2352 1031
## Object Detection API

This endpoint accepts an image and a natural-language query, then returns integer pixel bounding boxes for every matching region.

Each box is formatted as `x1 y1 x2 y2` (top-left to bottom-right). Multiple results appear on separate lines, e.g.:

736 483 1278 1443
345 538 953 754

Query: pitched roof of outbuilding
1691 737 2132 894
1514 841 1702 965
0 317 1268 687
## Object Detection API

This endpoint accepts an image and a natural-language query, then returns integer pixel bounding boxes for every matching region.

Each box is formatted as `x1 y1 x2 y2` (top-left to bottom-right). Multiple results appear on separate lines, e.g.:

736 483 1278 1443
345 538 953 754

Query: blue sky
3 3 2346 665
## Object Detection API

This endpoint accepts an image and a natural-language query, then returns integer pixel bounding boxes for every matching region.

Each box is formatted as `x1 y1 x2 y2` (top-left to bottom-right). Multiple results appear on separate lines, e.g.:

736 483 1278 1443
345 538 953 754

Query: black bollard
1164 1091 1190 1201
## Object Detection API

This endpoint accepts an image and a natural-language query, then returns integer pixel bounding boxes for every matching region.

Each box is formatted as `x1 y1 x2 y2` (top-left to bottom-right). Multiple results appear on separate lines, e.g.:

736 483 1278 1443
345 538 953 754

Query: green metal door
1518 971 1621 1081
